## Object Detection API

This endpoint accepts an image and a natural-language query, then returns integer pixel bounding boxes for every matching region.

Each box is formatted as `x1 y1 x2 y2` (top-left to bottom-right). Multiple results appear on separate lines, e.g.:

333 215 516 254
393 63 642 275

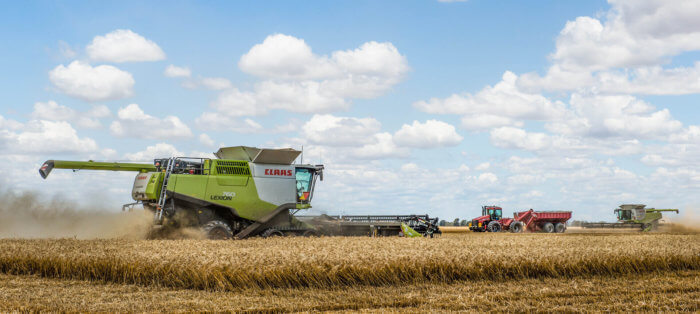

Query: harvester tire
510 221 524 233
201 220 233 240
542 222 554 233
261 229 284 238
487 221 502 233
555 223 566 233
302 230 319 237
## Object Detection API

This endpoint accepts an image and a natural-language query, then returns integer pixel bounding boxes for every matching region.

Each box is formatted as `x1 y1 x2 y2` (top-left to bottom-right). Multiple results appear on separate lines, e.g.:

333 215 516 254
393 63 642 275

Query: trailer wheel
554 223 566 233
510 221 524 233
201 220 233 240
542 222 554 233
261 228 284 238
487 221 502 232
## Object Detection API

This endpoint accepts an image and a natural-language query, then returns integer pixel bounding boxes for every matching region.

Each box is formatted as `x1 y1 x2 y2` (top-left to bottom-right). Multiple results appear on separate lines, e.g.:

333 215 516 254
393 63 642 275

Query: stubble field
0 231 698 312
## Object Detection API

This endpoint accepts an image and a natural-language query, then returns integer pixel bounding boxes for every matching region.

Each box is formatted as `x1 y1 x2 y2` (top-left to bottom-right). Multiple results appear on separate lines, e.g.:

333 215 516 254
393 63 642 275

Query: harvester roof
214 146 301 165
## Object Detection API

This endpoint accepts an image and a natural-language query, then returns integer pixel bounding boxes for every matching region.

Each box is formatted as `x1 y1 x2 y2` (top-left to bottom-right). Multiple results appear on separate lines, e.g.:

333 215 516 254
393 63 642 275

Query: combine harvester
582 204 678 232
39 146 440 239
468 206 572 233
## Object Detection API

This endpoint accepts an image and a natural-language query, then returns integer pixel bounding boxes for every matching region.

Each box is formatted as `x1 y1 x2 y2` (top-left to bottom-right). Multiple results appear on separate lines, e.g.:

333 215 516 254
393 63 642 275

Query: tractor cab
295 165 324 204
483 206 503 220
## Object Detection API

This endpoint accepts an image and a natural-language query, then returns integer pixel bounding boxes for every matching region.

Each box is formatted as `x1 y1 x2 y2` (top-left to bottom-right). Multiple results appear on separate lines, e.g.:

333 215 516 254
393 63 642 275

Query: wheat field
0 232 698 311
0 233 698 291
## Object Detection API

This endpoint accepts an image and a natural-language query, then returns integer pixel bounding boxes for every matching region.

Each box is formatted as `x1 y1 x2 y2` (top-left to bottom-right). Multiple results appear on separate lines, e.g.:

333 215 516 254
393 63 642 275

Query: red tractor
468 206 572 233
468 206 510 232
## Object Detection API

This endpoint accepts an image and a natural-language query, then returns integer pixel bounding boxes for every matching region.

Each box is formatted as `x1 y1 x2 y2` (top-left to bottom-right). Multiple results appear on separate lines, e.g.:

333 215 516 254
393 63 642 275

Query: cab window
295 168 312 201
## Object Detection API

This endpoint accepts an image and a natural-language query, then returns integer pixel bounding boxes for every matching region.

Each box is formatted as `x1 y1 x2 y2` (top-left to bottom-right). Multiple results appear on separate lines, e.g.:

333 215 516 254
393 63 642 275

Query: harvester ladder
154 157 175 224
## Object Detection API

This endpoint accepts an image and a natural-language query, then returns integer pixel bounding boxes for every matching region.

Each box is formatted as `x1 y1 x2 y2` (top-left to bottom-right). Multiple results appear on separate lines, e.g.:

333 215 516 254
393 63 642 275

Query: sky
0 0 698 222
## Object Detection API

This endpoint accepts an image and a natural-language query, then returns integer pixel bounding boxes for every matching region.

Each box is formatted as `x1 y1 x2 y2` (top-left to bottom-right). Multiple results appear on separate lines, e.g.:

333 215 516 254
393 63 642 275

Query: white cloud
477 172 498 184
87 29 166 63
414 71 565 131
490 127 551 151
196 77 232 90
545 94 683 140
123 143 183 161
286 114 410 163
239 34 408 82
31 101 110 129
301 114 381 147
0 120 97 154
202 34 409 120
0 115 23 130
353 132 409 159
194 113 264 133
110 104 192 140
519 63 700 95
198 133 215 147
401 163 419 172
475 162 490 171
49 61 134 101
460 114 523 131
58 40 76 59
393 120 463 148
518 1 700 94
239 34 336 80
182 77 233 90
164 65 191 78
551 3 700 72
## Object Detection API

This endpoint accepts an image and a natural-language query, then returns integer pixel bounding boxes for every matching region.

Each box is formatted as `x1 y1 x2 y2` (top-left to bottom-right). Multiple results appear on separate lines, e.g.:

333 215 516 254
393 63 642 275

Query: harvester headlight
478 222 482 227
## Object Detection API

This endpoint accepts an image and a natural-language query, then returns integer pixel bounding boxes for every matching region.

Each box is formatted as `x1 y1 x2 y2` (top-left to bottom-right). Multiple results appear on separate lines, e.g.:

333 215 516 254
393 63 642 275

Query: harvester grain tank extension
39 146 440 239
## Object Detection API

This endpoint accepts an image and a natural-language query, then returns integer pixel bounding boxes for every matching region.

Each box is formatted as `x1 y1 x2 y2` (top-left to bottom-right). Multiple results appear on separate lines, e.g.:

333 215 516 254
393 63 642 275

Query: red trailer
509 209 572 233
468 207 572 233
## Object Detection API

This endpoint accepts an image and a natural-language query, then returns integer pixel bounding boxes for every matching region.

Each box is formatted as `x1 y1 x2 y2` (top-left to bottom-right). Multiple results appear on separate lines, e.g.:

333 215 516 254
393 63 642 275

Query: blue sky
1 0 698 222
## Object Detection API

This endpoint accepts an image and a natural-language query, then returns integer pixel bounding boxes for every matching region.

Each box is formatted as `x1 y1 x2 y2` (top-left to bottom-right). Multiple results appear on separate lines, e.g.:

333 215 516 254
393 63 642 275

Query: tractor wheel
487 221 502 233
510 221 524 233
542 222 554 233
261 228 284 238
554 223 566 233
201 220 233 240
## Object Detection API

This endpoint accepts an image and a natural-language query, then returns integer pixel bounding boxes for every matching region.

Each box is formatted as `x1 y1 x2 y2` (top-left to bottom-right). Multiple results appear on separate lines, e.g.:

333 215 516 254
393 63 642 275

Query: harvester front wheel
201 220 233 240
510 221 524 233
261 229 284 238
555 223 566 233
302 230 319 237
542 222 554 233
487 221 502 232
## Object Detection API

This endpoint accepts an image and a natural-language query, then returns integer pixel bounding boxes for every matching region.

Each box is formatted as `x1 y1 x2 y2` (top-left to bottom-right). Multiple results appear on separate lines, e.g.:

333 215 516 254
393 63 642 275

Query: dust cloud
0 189 153 239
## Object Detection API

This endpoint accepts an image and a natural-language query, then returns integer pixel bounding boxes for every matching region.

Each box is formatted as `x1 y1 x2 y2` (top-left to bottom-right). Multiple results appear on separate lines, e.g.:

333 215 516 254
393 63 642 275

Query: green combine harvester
39 146 439 239
582 204 679 232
